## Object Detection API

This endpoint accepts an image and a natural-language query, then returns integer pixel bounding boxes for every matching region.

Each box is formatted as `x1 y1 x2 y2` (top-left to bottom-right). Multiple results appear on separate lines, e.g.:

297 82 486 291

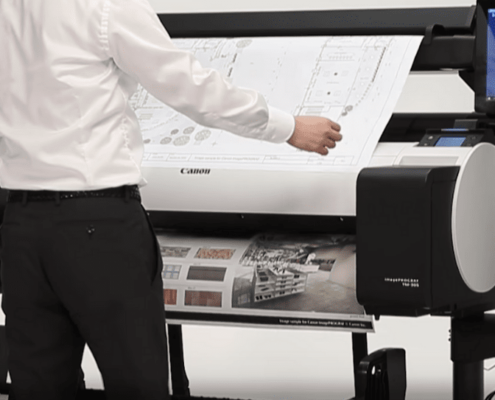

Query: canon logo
180 168 211 175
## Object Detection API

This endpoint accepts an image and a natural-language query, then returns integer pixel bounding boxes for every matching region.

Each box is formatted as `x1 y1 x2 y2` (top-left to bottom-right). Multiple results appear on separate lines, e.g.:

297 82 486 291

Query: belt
7 185 141 203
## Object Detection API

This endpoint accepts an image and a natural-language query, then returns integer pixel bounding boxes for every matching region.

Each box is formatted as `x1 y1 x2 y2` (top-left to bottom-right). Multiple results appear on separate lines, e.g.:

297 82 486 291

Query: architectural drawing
130 36 422 171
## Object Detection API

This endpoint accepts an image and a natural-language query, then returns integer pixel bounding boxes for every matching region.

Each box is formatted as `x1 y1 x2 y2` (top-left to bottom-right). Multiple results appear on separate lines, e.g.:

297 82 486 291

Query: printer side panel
431 177 495 315
356 167 435 316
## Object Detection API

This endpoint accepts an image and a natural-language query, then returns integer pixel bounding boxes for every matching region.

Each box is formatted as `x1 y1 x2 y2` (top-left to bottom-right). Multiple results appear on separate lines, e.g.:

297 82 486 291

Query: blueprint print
130 36 422 171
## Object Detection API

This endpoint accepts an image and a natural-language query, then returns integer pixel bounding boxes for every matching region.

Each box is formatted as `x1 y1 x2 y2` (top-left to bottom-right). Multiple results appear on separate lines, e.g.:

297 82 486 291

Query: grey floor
1 313 495 399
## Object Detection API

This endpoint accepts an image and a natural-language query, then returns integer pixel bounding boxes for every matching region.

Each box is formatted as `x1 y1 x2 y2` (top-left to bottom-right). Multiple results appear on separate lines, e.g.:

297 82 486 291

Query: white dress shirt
0 0 295 191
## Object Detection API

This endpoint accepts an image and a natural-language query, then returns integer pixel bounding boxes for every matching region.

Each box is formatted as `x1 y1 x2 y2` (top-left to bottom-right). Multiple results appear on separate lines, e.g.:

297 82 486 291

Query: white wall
99 1 488 400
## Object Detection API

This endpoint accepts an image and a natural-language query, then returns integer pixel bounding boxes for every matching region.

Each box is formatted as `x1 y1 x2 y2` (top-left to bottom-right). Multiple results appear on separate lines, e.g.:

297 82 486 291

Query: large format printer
137 2 495 400
0 3 491 400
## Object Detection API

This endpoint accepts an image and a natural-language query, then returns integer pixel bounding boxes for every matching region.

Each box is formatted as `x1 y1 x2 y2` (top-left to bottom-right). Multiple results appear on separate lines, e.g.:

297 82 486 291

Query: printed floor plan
130 35 422 172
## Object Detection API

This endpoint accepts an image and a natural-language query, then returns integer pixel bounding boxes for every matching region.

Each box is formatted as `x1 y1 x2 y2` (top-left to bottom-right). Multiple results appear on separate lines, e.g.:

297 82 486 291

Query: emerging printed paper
159 232 373 332
131 36 422 172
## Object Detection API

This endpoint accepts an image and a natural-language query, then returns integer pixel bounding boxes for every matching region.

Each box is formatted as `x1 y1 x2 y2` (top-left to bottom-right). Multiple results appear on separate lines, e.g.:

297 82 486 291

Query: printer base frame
451 313 495 400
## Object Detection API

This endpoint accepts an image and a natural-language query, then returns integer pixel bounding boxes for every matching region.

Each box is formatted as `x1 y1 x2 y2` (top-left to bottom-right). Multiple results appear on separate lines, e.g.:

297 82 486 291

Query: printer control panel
418 129 494 147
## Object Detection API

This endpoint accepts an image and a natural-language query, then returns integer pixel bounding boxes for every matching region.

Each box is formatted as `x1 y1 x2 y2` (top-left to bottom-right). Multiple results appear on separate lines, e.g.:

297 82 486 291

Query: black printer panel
356 166 460 317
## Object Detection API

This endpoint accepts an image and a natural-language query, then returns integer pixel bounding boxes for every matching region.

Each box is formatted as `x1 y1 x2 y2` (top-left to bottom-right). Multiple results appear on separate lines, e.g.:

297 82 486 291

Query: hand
287 116 342 156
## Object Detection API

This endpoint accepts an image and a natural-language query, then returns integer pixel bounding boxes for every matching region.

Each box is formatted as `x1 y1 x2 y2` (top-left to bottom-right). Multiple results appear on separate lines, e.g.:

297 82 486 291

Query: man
0 0 342 399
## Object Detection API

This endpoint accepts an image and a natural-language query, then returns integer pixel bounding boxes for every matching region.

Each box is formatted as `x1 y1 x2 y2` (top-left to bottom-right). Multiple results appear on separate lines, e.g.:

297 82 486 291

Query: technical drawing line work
130 36 423 172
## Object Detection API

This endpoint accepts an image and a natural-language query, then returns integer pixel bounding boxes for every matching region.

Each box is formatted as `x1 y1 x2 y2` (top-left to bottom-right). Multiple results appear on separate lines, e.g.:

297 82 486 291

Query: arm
105 0 342 154
105 0 293 144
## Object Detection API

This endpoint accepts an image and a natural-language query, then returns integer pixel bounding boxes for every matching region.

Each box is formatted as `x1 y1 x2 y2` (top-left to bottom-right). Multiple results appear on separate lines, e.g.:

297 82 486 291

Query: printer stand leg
352 333 368 398
450 314 495 400
454 361 484 400
453 360 483 400
168 324 191 398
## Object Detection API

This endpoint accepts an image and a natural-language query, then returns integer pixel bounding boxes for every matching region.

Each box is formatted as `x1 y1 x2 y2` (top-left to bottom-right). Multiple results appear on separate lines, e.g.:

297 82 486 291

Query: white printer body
139 2 495 319
142 137 495 317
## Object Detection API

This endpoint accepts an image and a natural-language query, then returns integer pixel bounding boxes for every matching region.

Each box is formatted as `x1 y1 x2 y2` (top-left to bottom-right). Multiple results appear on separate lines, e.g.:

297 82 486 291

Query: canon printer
0 3 493 400
139 2 495 400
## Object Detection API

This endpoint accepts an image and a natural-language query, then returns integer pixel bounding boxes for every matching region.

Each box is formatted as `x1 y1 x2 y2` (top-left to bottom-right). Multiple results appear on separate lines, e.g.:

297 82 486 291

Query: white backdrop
80 1 491 400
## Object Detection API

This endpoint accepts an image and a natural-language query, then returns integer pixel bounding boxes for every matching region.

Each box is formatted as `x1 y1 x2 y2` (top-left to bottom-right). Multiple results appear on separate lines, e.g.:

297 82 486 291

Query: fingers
318 130 341 155
316 140 335 156
327 122 342 142
331 131 343 142
330 120 342 134
325 137 338 148
316 147 329 156
288 116 343 155
323 121 341 151
319 118 342 143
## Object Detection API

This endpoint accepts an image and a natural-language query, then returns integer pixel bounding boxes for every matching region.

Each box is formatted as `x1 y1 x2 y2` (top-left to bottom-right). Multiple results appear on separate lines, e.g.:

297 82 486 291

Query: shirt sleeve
103 0 295 144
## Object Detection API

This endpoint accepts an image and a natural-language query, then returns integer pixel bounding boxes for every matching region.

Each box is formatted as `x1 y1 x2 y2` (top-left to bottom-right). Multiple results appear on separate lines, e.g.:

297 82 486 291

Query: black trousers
0 195 169 400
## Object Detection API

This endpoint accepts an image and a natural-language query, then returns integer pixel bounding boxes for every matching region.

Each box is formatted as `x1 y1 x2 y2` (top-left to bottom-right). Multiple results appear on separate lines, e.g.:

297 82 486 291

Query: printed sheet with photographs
158 231 373 333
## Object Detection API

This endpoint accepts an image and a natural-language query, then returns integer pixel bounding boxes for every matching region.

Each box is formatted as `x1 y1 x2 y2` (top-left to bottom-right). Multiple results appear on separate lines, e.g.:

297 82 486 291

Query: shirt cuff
259 106 296 144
